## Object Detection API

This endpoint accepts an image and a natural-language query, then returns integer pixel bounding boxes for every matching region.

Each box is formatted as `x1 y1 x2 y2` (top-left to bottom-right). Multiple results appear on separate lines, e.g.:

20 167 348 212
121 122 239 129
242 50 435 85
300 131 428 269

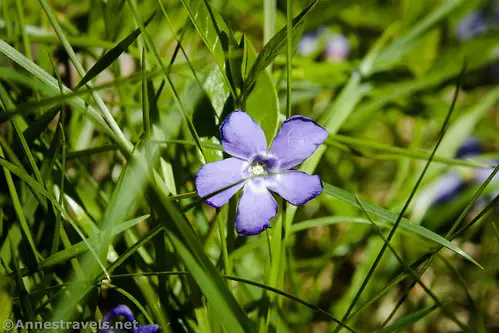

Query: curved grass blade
22 105 60 143
322 182 481 268
0 39 113 139
377 304 439 333
74 12 156 90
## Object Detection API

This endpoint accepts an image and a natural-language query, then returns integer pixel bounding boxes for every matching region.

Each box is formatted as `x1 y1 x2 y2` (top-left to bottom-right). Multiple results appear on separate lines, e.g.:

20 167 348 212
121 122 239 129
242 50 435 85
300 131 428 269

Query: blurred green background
0 0 498 332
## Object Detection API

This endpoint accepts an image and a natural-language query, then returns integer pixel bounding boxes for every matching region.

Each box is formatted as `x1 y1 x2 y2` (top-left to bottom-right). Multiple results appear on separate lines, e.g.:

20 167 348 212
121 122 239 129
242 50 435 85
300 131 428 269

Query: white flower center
251 163 266 176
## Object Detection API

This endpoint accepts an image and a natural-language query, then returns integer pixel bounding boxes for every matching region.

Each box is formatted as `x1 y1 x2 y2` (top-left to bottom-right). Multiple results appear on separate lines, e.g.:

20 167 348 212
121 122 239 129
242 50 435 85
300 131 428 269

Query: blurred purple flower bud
297 33 319 56
473 160 499 184
324 34 350 62
433 172 465 204
456 137 481 158
456 11 488 41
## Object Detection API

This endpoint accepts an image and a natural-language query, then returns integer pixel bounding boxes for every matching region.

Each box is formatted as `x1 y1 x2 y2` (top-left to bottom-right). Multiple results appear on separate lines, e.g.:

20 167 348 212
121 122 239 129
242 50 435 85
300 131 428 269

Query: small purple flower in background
324 34 350 62
100 305 159 333
456 137 481 159
473 159 499 199
432 172 466 204
297 32 320 56
430 138 481 204
195 111 328 236
456 11 488 41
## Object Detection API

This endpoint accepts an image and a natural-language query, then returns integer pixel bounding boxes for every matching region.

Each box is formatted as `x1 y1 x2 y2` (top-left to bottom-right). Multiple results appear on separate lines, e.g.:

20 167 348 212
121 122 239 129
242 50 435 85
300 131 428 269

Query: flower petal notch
269 116 328 170
195 111 328 236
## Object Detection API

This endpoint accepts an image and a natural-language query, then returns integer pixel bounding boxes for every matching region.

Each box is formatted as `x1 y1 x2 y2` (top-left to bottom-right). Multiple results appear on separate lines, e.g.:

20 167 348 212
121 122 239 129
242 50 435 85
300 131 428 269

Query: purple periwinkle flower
100 305 159 333
324 34 350 62
297 32 320 56
456 11 488 41
195 111 328 236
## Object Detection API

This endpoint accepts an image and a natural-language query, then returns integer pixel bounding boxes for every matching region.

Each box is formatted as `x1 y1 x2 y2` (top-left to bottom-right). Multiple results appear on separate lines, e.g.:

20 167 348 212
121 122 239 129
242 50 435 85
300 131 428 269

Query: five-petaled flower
100 305 159 333
195 110 328 236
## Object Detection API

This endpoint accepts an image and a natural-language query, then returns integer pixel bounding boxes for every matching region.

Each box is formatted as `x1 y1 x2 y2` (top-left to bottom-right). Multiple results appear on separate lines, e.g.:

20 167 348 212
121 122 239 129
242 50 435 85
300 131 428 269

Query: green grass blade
322 182 480 267
74 12 156 90
179 0 237 98
377 304 439 333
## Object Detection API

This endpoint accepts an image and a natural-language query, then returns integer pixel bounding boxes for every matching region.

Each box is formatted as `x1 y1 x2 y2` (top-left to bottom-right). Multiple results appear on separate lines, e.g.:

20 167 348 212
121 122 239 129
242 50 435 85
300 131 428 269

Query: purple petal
473 160 499 184
196 158 249 208
266 171 323 206
456 137 481 158
236 184 277 236
297 33 319 56
269 116 328 170
456 11 487 41
103 305 135 324
433 173 465 203
220 111 267 159
134 324 160 333
325 34 350 62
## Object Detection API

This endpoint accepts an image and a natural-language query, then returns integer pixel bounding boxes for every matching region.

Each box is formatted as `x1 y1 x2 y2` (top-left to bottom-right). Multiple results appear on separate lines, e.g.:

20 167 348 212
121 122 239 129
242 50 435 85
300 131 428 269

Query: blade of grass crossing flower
333 62 471 333
271 3 293 331
74 13 156 90
151 137 488 169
